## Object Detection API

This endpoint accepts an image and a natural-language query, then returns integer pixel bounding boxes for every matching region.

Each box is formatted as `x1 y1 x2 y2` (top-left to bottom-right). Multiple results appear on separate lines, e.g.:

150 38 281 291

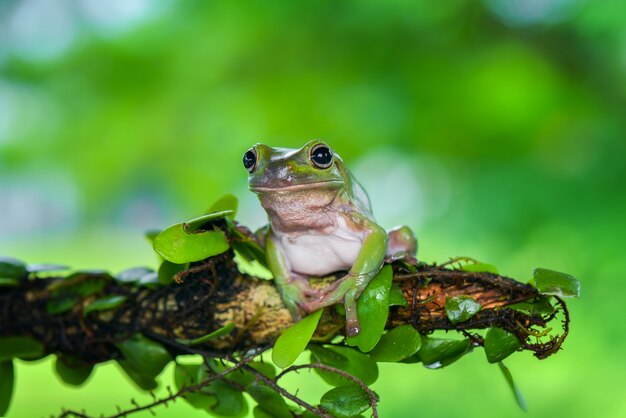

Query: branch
0 250 566 364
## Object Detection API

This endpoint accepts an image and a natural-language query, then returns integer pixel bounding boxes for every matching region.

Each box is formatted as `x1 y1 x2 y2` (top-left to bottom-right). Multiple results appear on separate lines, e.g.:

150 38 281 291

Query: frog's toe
346 318 361 337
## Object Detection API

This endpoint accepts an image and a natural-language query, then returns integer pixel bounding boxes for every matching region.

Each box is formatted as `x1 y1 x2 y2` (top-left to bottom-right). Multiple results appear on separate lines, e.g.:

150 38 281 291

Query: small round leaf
320 384 372 418
309 345 378 386
369 325 421 362
484 327 521 363
153 223 229 264
445 296 482 324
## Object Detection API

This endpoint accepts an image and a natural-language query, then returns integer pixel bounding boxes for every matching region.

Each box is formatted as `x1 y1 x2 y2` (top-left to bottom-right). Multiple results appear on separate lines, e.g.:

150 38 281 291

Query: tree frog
243 140 417 336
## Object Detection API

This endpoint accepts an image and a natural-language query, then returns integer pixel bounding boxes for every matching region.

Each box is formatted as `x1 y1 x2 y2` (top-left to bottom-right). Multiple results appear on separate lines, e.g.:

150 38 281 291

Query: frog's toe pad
346 319 360 337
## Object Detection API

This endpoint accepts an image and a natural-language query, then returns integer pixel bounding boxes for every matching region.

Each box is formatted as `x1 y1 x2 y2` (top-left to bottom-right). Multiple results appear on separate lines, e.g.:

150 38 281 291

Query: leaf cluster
0 196 580 417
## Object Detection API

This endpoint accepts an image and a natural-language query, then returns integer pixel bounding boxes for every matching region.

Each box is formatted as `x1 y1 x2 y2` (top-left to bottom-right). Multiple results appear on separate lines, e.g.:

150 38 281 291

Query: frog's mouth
249 180 343 193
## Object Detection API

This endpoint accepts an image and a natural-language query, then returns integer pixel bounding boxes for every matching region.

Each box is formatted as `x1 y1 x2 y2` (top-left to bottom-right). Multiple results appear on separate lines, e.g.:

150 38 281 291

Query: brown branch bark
0 250 566 364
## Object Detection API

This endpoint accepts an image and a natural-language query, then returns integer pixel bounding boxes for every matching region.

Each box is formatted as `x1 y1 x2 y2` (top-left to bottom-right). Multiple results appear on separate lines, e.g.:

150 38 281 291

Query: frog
243 140 417 337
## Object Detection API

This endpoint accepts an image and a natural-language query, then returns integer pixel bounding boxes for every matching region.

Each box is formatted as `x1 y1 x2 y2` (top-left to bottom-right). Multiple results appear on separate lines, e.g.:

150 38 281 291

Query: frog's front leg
265 232 316 320
302 220 388 337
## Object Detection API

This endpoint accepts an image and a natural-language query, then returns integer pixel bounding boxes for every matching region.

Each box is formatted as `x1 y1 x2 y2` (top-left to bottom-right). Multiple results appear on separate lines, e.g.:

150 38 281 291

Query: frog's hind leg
385 225 418 263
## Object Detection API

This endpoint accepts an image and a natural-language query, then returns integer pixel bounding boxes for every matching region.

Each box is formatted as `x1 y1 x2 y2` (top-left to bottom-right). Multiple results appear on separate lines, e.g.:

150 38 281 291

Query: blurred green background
0 0 624 417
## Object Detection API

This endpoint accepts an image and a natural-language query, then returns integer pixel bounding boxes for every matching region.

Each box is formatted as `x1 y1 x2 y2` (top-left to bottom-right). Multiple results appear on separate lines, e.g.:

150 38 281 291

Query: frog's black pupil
311 146 332 167
243 150 256 171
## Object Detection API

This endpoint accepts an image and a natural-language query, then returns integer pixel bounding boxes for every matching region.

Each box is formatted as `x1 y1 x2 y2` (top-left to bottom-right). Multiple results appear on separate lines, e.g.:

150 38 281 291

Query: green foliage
115 267 154 284
532 268 580 298
387 283 407 307
183 211 235 233
176 323 235 346
0 337 44 362
309 345 378 387
418 336 472 369
153 222 229 264
54 356 94 386
0 258 26 280
83 295 128 315
445 295 482 324
320 384 372 418
207 194 239 219
272 309 323 368
48 272 110 297
246 382 292 418
0 360 14 417
461 262 498 274
484 328 522 363
346 265 393 352
498 362 527 412
157 260 188 285
175 362 249 417
369 325 422 362
115 334 171 389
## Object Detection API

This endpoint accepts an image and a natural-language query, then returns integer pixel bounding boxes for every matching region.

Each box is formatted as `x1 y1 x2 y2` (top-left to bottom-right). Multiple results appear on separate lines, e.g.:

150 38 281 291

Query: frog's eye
243 148 257 173
310 143 333 169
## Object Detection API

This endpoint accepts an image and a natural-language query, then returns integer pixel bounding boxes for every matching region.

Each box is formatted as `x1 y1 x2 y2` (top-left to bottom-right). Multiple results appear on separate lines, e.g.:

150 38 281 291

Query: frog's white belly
277 219 363 276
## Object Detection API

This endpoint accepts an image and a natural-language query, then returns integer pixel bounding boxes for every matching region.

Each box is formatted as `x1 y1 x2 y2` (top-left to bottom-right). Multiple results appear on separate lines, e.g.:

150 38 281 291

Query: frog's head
243 140 346 193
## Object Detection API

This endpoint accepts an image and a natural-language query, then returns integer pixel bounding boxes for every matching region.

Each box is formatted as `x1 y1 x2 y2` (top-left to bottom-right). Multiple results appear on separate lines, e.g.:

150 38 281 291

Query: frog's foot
289 274 320 297
385 225 418 263
300 273 357 313
300 273 370 338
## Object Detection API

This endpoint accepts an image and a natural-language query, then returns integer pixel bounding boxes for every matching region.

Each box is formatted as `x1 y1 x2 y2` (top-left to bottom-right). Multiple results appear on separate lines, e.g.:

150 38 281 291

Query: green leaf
461 262 498 274
49 272 110 297
183 212 234 233
320 384 372 418
0 337 44 362
116 334 171 378
153 223 230 264
388 283 407 307
0 279 18 287
346 265 393 352
498 362 527 411
176 323 235 346
508 296 555 315
174 363 217 410
55 356 94 386
115 267 154 283
84 295 128 315
158 260 188 285
253 406 274 418
445 296 482 324
198 373 247 417
0 257 26 279
532 268 580 298
137 271 160 287
208 194 238 219
46 296 78 315
246 382 292 418
117 359 158 390
232 242 270 277
27 264 70 274
0 360 14 417
272 309 323 368
418 336 471 368
369 325 421 362
484 328 521 363
309 345 378 386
